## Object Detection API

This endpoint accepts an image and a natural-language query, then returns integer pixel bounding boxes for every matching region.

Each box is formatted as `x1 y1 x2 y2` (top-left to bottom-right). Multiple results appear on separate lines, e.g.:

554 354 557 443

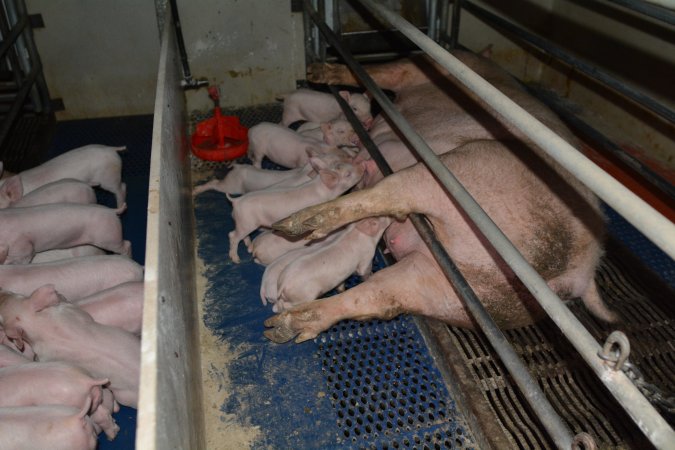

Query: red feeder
191 86 248 161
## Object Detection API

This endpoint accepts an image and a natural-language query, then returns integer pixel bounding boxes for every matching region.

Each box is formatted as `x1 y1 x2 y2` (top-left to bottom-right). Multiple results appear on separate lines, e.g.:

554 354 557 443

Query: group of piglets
0 144 143 450
194 88 392 312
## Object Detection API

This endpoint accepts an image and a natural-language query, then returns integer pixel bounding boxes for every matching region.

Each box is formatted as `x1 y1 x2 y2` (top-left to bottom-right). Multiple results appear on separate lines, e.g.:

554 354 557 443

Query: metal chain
622 361 675 415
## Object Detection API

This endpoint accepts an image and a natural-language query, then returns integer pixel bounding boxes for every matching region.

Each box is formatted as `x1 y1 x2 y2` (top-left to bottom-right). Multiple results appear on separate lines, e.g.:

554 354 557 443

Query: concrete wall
25 0 161 120
25 0 304 119
180 0 305 113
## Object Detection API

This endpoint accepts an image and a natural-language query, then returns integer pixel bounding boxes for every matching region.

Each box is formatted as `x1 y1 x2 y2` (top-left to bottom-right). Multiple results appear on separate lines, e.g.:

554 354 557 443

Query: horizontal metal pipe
528 87 675 201
603 0 675 24
463 0 675 124
642 0 675 9
346 0 675 447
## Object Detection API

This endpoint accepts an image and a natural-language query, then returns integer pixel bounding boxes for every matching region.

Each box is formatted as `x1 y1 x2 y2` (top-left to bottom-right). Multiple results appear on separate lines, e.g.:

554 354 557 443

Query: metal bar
9 0 50 114
0 4 26 93
463 0 675 124
528 86 675 201
449 0 462 48
312 0 675 447
4 0 39 112
438 0 451 48
0 15 26 60
600 0 675 24
329 79 577 449
0 61 39 148
428 0 438 39
167 0 206 89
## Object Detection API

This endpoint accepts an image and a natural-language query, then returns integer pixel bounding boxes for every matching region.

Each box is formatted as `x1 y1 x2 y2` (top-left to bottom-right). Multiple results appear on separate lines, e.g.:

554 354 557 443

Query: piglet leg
272 172 412 239
264 251 472 343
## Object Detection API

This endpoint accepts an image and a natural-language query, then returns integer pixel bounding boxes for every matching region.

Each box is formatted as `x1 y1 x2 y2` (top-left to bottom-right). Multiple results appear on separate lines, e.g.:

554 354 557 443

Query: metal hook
598 331 630 371
572 432 597 450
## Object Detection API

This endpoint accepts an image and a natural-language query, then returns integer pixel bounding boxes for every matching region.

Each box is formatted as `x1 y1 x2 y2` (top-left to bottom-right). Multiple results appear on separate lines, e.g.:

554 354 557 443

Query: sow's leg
264 251 473 343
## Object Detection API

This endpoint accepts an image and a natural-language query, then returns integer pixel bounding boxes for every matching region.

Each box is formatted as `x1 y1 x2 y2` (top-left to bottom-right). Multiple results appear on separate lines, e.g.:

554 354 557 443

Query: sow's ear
29 284 61 312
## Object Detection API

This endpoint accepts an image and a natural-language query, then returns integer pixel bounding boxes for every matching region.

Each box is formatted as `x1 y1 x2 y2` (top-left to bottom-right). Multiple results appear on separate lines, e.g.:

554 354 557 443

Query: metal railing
303 0 675 448
0 0 50 150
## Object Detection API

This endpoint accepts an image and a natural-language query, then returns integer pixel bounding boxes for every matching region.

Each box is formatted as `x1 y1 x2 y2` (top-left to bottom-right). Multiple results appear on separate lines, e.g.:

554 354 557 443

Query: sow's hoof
263 307 324 344
272 205 342 239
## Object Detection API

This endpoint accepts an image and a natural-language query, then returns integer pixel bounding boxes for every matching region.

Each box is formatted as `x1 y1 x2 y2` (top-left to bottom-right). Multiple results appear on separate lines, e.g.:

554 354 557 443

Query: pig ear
320 122 330 134
338 90 351 101
318 169 339 189
1 176 23 203
4 326 25 351
29 284 61 312
308 155 329 172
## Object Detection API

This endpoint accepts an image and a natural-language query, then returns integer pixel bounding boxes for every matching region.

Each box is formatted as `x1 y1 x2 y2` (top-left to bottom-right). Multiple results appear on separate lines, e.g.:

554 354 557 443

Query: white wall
26 0 161 120
180 0 304 112
25 0 303 119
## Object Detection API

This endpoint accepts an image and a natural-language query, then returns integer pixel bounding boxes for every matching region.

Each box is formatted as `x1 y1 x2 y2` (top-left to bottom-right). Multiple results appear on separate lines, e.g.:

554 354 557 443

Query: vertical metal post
449 0 462 48
428 0 438 39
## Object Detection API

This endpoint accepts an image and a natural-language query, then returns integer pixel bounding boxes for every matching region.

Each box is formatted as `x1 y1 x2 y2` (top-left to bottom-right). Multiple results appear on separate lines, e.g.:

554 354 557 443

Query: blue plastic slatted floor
45 114 152 449
194 185 474 449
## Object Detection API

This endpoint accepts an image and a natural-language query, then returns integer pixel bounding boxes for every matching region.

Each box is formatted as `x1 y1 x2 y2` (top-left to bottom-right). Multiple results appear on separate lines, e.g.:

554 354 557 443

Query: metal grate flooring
446 245 674 449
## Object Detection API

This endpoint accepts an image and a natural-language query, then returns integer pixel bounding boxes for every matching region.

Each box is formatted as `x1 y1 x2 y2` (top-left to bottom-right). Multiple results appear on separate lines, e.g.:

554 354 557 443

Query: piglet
250 230 310 266
9 178 97 208
227 158 364 263
297 118 360 148
76 281 144 335
0 203 131 264
0 144 126 208
247 122 322 169
280 88 373 129
0 361 118 438
0 285 140 408
0 255 143 301
0 401 98 450
193 163 313 196
260 230 343 305
275 217 391 311
31 245 107 263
